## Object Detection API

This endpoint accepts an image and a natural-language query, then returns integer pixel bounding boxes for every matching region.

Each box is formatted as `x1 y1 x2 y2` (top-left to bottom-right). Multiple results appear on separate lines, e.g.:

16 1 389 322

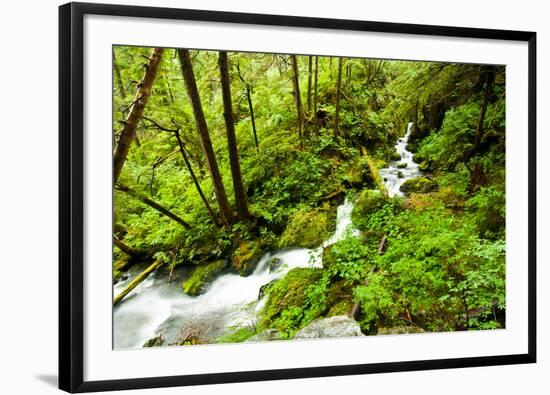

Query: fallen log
113 236 143 258
113 259 163 306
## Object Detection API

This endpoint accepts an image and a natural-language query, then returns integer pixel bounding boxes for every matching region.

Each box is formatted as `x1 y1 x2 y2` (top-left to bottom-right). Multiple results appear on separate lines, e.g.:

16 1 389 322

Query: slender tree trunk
113 236 143 258
116 184 191 229
246 87 259 151
291 55 304 149
174 130 219 226
113 48 163 183
334 57 344 137
474 66 495 155
348 62 353 95
313 56 319 131
112 48 126 99
307 56 313 117
178 49 234 226
329 57 333 78
218 51 252 222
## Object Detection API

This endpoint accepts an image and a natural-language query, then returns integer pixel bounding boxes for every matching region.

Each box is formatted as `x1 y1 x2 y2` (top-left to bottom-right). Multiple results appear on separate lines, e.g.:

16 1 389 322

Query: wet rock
396 162 408 169
397 171 404 179
269 257 283 273
294 315 364 339
390 152 401 161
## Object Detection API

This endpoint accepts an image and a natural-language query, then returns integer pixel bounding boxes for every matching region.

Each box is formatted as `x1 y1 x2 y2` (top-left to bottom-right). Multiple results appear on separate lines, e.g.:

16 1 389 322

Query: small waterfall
114 197 359 349
379 122 423 197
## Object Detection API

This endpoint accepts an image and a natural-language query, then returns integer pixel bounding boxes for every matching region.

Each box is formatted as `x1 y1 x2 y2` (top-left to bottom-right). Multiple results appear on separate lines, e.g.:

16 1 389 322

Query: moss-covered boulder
230 240 265 276
397 171 404 179
182 260 228 296
390 151 401 161
396 162 407 169
352 189 388 222
278 207 334 249
399 177 438 195
259 267 324 338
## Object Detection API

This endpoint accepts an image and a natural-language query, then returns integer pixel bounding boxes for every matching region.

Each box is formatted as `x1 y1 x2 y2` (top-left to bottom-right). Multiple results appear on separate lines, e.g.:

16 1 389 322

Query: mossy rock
143 334 164 347
342 156 374 188
396 162 408 169
412 153 426 164
182 260 228 296
399 177 438 195
278 207 334 249
397 171 404 179
231 240 265 276
259 267 323 337
418 160 430 172
352 189 388 222
390 151 401 161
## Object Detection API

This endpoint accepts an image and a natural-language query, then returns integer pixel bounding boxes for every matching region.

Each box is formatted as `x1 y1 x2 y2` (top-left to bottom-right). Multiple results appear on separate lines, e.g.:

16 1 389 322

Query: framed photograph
59 2 536 392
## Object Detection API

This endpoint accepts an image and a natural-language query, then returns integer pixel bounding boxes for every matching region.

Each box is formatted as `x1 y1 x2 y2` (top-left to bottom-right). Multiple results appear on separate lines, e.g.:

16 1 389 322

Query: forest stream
113 122 420 349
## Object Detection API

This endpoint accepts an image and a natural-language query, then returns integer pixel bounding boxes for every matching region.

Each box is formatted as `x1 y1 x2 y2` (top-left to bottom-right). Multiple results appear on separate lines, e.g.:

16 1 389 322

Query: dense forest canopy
113 46 506 347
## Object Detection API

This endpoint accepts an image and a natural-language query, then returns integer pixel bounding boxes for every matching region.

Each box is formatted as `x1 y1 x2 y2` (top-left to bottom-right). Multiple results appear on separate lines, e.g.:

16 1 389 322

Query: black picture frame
59 2 537 393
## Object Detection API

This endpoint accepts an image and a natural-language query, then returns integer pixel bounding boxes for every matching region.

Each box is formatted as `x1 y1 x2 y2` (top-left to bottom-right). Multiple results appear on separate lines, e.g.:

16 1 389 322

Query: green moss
418 160 430 172
390 151 401 161
216 327 256 343
399 177 438 195
259 267 324 338
352 189 388 221
278 207 334 249
325 280 354 317
231 240 265 276
182 260 227 296
396 162 408 169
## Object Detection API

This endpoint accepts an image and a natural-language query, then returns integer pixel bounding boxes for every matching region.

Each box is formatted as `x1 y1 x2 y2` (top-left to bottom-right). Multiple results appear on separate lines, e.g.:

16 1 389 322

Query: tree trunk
218 51 252 222
178 49 234 226
113 47 163 183
113 259 163 306
334 57 344 137
174 130 219 226
313 56 319 131
307 56 313 117
246 86 259 152
291 55 304 149
116 183 191 229
113 236 142 258
473 66 495 155
112 48 126 99
347 62 352 94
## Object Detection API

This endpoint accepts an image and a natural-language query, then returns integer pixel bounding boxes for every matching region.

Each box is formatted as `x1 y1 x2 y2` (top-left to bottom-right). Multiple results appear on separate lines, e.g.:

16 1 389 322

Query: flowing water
113 122 418 349
379 122 423 197
114 199 359 349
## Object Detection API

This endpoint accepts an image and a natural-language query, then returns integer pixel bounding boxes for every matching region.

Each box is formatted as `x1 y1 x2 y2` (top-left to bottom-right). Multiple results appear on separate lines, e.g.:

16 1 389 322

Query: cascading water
114 122 419 349
113 198 359 349
379 122 423 197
